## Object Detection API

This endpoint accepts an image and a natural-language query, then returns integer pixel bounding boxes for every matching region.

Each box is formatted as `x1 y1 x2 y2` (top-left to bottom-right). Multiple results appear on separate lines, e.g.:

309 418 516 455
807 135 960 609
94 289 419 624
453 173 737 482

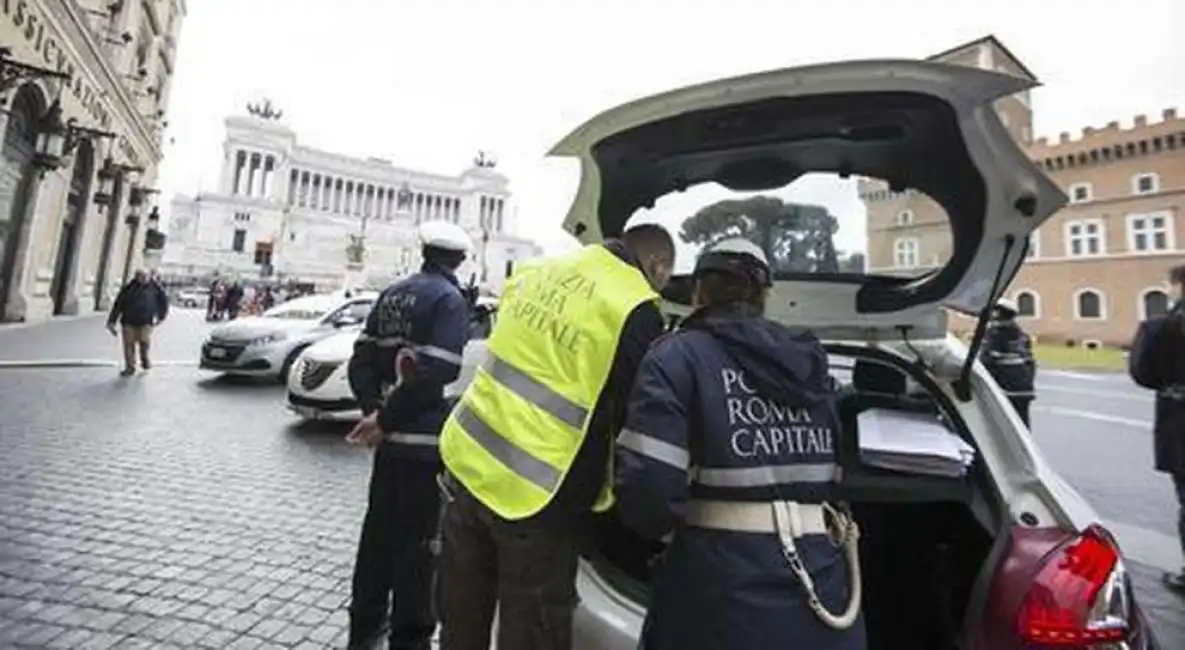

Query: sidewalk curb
0 359 200 369
0 359 119 368
0 313 105 333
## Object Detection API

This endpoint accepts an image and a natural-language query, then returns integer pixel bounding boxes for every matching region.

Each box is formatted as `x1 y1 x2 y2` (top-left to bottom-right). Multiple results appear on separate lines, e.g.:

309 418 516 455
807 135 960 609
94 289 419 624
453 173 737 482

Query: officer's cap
693 237 772 287
419 220 473 253
995 297 1019 315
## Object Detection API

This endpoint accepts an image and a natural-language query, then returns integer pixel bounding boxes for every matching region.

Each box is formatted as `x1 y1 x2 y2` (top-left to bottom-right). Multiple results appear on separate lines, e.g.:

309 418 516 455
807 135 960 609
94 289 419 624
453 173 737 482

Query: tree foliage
678 195 841 274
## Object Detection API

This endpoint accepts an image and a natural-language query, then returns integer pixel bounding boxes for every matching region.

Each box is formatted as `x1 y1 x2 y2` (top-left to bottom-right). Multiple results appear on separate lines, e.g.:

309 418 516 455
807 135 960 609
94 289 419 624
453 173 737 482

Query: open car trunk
583 340 1003 649
588 499 995 650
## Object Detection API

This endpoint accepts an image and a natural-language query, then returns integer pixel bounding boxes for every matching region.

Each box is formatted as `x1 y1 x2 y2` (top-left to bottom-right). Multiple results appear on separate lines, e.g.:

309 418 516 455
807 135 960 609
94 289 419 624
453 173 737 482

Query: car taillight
1016 524 1131 647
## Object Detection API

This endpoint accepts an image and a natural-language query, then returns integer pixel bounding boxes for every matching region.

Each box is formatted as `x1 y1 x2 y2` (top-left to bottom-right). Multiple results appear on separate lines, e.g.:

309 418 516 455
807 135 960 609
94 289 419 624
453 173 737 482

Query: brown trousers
438 478 580 650
121 325 153 371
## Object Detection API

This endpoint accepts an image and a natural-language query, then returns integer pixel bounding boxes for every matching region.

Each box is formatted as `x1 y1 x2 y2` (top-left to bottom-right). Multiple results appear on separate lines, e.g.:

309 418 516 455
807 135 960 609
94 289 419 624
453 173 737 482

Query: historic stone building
861 35 1185 345
0 0 184 323
159 107 543 292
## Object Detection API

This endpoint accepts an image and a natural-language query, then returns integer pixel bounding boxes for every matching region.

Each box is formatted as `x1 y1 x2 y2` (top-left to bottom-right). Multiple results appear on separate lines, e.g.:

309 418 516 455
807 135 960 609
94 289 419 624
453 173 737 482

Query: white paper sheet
856 408 976 478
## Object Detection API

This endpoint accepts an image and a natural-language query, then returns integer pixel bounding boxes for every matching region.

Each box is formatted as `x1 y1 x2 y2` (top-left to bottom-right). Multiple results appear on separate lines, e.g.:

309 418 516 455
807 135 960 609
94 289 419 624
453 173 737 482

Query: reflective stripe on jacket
440 244 658 520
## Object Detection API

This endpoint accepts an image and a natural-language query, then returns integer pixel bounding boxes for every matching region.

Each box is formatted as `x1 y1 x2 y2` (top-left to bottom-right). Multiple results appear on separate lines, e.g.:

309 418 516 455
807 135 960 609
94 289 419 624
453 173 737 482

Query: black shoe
1162 570 1185 593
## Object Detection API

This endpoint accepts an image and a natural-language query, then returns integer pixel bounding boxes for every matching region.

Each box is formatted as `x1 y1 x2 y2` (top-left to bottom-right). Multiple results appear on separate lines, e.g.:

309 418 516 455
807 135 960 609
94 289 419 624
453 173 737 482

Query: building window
1014 291 1039 318
1126 212 1173 252
1132 173 1159 196
1141 289 1171 319
1064 219 1105 256
234 212 251 222
231 229 246 253
1074 289 1105 320
1067 183 1092 204
1025 230 1040 259
895 209 914 226
254 241 273 267
892 237 919 268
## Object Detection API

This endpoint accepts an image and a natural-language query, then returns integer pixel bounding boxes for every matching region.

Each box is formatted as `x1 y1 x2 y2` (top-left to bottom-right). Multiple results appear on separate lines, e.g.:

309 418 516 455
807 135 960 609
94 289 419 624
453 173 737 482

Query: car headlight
249 332 287 346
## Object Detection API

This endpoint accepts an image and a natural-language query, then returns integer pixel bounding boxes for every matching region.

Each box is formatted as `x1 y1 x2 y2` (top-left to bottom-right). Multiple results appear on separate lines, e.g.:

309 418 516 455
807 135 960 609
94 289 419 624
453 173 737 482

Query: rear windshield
625 172 954 281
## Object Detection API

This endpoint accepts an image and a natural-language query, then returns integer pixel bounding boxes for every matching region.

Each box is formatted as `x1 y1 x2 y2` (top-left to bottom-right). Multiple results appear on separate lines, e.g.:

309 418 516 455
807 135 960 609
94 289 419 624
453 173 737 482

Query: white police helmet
995 297 1019 315
694 237 772 287
419 220 473 253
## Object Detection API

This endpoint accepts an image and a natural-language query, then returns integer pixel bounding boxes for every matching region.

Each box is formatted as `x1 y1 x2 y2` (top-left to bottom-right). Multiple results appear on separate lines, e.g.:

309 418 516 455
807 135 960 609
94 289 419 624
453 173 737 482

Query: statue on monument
473 150 497 169
247 98 283 121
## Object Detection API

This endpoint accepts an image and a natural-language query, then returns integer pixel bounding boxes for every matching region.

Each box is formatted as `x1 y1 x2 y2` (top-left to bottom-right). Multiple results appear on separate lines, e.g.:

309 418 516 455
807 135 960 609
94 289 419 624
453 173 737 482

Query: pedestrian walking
223 280 244 320
343 220 475 650
437 224 674 650
206 279 222 321
1128 263 1185 593
614 238 865 650
979 298 1037 427
106 269 170 376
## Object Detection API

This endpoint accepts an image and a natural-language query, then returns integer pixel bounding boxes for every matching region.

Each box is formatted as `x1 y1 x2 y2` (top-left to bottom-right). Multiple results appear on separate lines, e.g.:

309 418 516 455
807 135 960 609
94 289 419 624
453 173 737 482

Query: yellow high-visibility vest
440 244 658 520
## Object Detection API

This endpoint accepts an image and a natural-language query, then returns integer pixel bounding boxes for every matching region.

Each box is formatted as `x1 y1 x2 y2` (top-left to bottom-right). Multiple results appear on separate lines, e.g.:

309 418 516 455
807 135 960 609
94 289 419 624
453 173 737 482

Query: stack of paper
856 408 976 478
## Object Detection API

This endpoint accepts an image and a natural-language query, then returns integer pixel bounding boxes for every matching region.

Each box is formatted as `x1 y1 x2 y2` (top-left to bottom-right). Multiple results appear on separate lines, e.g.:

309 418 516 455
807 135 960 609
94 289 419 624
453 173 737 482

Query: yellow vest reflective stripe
440 244 658 520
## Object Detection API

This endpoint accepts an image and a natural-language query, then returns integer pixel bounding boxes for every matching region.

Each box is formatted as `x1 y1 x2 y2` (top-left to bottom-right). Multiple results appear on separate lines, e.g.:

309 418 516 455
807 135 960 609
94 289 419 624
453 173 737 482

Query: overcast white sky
156 0 1183 264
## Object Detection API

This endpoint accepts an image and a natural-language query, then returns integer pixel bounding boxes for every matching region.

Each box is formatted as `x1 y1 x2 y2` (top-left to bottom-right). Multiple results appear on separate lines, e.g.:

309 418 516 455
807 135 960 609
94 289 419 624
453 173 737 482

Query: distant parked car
199 292 378 381
176 287 209 308
286 297 497 420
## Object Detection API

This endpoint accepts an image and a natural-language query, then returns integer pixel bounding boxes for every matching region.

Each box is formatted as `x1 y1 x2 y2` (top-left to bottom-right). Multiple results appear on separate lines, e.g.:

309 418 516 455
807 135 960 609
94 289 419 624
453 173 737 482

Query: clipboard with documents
856 408 976 478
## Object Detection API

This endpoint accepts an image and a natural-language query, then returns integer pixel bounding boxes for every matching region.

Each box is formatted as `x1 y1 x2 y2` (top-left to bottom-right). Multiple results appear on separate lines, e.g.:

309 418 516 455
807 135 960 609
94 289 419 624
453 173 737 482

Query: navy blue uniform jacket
615 306 866 650
348 262 470 461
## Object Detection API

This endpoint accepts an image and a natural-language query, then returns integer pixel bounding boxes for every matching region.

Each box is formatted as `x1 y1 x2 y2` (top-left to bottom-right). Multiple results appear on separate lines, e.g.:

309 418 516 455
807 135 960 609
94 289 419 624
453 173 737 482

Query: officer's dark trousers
348 445 441 650
1008 396 1033 428
438 479 580 650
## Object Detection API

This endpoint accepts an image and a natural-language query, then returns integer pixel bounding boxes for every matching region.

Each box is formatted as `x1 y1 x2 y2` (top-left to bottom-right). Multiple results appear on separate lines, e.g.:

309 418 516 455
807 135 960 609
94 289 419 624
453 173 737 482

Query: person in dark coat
344 221 474 650
1129 263 1185 592
614 237 866 650
106 269 170 376
979 298 1037 427
223 281 245 320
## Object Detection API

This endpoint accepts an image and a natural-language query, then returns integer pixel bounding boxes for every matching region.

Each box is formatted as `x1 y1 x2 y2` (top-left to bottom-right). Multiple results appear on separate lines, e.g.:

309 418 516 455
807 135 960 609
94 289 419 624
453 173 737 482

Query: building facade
160 109 543 293
0 0 184 323
862 35 1185 345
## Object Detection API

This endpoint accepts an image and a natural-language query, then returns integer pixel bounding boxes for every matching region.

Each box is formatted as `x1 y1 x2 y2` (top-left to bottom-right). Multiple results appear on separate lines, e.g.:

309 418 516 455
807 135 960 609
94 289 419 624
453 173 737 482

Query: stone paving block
44 627 101 649
197 627 243 648
73 632 130 650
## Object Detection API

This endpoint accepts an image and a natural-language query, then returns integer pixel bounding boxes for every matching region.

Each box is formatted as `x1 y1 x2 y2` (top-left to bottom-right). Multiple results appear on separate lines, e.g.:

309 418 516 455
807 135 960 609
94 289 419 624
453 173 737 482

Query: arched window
1014 291 1039 318
1074 289 1105 320
895 209 914 226
893 238 919 269
1141 289 1171 319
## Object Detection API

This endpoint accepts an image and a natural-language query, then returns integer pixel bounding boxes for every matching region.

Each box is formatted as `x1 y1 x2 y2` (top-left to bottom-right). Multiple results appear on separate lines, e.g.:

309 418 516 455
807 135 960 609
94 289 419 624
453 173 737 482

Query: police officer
344 220 474 650
614 237 867 650
1129 264 1185 592
437 224 674 650
979 297 1037 427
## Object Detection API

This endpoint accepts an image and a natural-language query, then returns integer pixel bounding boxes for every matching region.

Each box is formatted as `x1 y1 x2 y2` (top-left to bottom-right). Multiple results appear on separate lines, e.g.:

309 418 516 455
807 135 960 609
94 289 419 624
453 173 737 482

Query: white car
199 292 378 381
286 297 498 420
176 287 208 308
438 60 1161 649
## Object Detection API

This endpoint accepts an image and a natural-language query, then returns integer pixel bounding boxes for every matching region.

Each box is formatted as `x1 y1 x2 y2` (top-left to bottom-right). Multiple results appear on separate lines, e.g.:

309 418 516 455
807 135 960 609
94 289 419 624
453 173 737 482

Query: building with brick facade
861 35 1184 346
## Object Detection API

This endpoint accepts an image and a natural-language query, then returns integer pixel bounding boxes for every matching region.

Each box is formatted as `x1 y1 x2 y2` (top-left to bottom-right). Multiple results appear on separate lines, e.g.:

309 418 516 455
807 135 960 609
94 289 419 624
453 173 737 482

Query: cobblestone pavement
0 315 1182 647
0 364 370 648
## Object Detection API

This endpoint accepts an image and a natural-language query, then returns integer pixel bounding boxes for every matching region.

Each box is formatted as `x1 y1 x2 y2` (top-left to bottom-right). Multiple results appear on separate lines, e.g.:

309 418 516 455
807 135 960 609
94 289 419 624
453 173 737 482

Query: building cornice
49 0 161 164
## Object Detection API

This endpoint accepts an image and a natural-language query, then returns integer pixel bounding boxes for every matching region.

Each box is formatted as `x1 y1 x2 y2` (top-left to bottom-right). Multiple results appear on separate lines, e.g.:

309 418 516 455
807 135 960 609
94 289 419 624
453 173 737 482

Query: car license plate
207 347 227 359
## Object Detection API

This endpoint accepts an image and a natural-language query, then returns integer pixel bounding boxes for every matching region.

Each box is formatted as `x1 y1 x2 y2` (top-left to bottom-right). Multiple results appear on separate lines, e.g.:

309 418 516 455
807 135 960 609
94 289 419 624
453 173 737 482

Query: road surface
0 311 1181 647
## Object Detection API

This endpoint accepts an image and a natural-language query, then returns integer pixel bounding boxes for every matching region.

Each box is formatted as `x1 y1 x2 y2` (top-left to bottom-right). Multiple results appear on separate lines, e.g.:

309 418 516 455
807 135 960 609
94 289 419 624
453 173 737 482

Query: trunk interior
588 499 995 650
